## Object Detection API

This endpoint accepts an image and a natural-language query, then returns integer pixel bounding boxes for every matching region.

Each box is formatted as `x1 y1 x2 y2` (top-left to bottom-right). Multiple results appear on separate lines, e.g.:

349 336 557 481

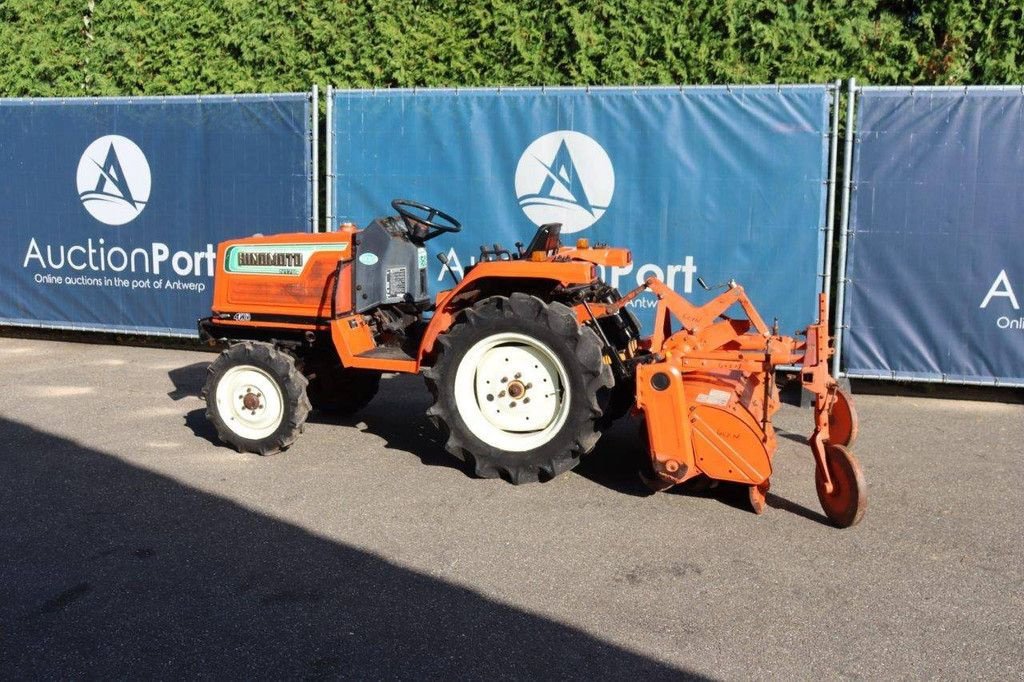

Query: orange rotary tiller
612 279 865 527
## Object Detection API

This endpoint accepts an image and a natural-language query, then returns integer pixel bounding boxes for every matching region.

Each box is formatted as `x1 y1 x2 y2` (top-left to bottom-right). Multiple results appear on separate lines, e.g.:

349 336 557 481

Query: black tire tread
423 293 614 484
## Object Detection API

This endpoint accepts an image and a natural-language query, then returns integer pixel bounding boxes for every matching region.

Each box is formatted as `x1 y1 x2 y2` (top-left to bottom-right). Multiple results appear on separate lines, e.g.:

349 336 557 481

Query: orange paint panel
689 406 771 484
344 356 418 373
330 316 376 360
209 319 327 332
211 232 354 319
558 246 632 268
459 259 596 288
634 362 695 483
634 283 852 501
329 318 418 373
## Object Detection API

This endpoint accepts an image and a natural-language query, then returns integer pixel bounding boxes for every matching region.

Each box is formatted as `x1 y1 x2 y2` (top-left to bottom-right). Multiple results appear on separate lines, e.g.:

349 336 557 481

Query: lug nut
523 397 530 404
486 394 494 401
510 401 517 407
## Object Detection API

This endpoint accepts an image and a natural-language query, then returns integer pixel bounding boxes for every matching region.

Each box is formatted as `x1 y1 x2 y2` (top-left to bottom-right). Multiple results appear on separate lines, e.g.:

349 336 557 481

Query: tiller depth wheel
828 387 859 448
815 444 867 528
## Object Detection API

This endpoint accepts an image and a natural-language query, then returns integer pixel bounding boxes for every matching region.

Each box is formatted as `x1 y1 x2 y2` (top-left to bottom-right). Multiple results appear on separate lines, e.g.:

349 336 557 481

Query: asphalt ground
1 336 1022 680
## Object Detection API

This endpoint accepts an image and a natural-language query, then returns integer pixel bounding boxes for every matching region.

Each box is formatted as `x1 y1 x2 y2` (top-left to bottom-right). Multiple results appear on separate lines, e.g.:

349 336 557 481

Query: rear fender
417 262 597 363
417 275 562 363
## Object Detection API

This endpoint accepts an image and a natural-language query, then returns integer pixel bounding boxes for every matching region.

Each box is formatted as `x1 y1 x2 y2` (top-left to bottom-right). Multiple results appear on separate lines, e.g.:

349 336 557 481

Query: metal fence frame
821 80 842 309
831 78 857 377
831 83 1024 387
326 84 334 232
311 85 319 232
4 80 1016 373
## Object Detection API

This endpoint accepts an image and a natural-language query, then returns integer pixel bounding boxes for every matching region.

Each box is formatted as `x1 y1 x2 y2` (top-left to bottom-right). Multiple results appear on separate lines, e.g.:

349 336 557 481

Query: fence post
822 79 841 306
311 84 319 233
326 85 334 231
832 77 857 378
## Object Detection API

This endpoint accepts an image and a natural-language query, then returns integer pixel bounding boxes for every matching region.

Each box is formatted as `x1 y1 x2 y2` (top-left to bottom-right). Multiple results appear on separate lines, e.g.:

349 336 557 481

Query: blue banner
0 93 312 336
331 86 829 333
842 87 1024 385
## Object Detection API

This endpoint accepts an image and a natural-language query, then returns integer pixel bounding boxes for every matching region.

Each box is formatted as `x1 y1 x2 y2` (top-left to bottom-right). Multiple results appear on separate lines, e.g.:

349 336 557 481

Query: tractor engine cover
354 217 429 313
207 231 355 322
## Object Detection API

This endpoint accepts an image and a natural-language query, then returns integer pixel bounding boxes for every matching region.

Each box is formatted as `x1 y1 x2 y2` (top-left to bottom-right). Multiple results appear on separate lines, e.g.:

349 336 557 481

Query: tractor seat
522 223 563 259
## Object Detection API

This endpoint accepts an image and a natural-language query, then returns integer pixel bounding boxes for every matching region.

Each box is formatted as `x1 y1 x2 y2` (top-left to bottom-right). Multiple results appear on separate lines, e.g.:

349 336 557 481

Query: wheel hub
506 380 526 399
241 389 262 412
214 365 285 441
472 343 563 434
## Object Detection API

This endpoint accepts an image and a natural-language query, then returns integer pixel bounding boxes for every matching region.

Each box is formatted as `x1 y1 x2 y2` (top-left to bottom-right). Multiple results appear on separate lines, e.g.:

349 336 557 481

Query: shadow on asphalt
173 366 829 529
166 361 210 401
775 428 811 445
764 492 831 525
0 415 702 679
305 376 473 477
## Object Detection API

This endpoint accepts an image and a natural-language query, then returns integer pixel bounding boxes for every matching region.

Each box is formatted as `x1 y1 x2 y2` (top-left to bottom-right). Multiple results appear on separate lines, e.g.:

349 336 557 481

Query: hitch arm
799 293 840 493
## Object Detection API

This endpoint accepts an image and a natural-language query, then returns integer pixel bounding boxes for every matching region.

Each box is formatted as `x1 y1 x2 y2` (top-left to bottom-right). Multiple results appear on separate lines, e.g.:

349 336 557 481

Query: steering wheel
391 199 462 242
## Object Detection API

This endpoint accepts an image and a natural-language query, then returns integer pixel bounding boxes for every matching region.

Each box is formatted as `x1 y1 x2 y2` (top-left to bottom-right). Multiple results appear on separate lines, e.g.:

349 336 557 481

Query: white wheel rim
214 365 285 440
453 332 571 452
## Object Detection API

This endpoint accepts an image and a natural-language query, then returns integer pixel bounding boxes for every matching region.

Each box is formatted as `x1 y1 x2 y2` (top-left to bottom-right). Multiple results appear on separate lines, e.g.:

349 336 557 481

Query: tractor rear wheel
423 293 614 484
597 375 635 430
203 341 310 456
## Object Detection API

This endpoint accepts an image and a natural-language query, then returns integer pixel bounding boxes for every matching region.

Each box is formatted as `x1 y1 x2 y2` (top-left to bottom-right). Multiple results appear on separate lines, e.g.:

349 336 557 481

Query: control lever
436 252 460 286
697 276 737 291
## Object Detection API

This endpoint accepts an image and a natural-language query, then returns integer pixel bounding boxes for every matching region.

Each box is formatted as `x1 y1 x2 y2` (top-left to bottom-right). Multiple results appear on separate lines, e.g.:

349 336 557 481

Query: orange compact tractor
199 200 865 527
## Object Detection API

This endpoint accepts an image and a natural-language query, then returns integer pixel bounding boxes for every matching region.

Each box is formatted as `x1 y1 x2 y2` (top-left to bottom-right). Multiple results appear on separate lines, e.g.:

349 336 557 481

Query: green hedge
1 0 1021 96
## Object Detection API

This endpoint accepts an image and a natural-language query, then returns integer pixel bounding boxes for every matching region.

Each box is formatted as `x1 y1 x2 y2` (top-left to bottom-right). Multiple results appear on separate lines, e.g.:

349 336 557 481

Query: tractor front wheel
203 341 310 455
424 293 614 484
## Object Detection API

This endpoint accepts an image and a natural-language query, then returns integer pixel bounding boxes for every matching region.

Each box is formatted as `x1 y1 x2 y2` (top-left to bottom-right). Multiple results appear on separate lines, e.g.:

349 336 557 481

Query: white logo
76 135 151 226
515 130 614 234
